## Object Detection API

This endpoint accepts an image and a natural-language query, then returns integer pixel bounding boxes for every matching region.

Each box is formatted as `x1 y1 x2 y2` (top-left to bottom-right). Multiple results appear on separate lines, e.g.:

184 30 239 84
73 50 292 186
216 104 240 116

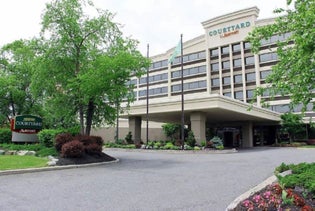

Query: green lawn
0 156 48 170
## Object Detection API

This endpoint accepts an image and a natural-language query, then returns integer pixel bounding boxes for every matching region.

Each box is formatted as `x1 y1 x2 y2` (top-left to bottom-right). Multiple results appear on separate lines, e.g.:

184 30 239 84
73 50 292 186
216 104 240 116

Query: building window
223 76 231 85
151 59 168 70
247 90 254 98
244 42 251 49
235 91 243 100
232 43 241 52
210 48 219 57
140 86 168 97
245 56 255 65
259 52 278 63
211 78 220 87
171 65 207 78
172 80 206 92
140 73 168 84
271 104 290 113
233 58 242 67
223 92 231 97
234 74 242 83
211 63 219 72
260 70 271 79
126 79 137 86
222 61 230 70
246 72 256 82
221 46 229 55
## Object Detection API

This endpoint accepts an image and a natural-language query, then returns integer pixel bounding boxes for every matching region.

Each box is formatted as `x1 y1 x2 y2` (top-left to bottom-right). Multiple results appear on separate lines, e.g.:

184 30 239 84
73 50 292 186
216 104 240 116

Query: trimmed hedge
38 127 80 148
55 134 104 158
0 128 12 144
61 140 85 158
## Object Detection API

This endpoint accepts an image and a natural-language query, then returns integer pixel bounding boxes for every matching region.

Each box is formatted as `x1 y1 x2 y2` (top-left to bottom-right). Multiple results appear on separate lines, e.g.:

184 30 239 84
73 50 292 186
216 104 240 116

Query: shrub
125 132 133 144
277 162 315 194
55 133 74 152
0 128 11 143
186 131 196 147
38 129 62 147
61 140 84 158
115 138 125 145
210 136 224 150
85 143 102 155
74 135 103 146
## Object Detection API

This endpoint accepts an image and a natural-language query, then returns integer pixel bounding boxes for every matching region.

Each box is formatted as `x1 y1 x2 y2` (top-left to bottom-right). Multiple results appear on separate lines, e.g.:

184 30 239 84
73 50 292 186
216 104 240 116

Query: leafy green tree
248 0 315 112
32 0 150 134
280 113 305 143
0 39 42 125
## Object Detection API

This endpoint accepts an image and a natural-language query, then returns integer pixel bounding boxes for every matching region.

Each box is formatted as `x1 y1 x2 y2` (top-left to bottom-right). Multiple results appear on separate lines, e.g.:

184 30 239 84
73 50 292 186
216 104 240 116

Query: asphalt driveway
0 147 314 211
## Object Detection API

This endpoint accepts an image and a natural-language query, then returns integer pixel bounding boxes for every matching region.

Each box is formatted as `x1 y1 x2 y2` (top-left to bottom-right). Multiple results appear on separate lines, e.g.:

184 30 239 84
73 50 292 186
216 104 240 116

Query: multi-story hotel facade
120 7 313 148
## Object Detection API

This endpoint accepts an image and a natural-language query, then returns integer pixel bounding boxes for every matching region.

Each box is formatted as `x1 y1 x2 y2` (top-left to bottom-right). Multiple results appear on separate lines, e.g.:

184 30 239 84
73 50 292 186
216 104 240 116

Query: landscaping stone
5 150 17 155
26 151 36 156
0 150 5 155
17 150 29 156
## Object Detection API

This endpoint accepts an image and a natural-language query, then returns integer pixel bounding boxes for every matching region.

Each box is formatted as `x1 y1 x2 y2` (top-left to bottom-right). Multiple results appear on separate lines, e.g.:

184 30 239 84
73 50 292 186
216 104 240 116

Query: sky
0 0 288 56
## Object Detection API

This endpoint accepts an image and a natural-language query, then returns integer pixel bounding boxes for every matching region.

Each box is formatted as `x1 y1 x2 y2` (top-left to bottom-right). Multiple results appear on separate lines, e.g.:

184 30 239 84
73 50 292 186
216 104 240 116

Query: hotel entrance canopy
121 94 280 125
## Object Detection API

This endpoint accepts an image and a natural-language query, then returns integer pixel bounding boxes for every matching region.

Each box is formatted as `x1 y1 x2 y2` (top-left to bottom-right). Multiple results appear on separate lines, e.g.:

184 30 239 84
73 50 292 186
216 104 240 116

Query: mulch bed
56 152 116 166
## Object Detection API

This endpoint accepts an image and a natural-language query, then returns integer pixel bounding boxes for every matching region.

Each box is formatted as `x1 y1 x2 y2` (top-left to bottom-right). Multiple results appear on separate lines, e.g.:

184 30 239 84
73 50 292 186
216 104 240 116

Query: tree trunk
85 99 94 136
79 105 85 135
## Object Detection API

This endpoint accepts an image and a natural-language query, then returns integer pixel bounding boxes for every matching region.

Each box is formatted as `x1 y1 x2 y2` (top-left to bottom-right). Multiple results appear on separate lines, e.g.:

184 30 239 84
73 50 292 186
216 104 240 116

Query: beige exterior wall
91 119 166 142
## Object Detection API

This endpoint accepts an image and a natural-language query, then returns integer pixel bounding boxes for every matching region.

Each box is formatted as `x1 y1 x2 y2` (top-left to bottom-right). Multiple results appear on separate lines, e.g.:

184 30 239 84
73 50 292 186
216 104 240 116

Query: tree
32 0 150 134
248 0 315 112
280 113 305 143
0 39 42 125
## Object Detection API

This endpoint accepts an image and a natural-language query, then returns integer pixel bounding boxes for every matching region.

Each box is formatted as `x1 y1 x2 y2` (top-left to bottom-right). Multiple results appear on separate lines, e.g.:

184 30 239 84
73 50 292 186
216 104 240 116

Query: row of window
150 59 168 70
210 42 251 57
172 51 206 65
223 90 254 99
211 56 255 71
139 73 168 84
171 80 207 92
212 72 256 86
138 86 168 97
270 103 313 113
260 32 292 46
171 65 206 78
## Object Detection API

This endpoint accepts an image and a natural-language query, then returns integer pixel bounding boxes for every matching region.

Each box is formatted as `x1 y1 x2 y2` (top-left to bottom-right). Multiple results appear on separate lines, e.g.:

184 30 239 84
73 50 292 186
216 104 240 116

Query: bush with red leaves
74 135 104 147
85 143 103 155
61 140 85 158
55 133 74 152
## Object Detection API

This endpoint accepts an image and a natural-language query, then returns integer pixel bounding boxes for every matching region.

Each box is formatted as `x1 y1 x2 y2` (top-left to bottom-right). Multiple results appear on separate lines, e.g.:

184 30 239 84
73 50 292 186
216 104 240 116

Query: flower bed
233 162 315 210
235 183 314 210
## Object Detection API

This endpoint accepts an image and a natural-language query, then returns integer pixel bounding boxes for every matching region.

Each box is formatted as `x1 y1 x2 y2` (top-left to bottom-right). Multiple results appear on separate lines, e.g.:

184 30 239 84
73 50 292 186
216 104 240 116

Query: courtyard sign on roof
209 21 251 38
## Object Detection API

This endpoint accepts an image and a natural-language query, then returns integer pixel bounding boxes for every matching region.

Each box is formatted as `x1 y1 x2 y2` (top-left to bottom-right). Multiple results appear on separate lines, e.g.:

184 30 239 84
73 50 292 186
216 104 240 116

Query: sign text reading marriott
209 21 251 37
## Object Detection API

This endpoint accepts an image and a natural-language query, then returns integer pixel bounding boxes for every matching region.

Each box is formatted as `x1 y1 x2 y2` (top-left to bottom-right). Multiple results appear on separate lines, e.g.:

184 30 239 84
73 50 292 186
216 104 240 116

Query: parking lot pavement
0 147 314 211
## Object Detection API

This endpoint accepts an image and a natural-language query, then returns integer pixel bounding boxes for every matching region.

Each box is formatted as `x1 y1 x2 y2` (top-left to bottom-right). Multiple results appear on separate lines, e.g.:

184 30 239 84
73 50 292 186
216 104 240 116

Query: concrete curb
103 148 238 154
0 159 119 176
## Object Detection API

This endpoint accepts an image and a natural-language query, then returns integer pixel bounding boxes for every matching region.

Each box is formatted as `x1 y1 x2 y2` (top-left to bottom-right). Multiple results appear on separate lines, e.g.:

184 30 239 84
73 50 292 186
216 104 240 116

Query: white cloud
0 0 287 55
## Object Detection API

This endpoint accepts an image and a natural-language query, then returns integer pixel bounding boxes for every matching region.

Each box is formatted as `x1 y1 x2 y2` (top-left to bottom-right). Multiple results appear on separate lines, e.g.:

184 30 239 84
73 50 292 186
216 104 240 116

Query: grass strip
0 155 48 170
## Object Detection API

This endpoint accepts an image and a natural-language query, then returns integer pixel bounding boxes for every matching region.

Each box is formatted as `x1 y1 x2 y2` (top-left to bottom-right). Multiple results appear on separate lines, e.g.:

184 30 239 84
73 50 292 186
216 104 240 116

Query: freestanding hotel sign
10 115 43 142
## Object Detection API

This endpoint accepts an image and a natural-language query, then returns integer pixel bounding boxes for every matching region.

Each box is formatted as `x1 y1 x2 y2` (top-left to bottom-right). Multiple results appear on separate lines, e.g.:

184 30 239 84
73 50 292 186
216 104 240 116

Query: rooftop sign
209 21 251 38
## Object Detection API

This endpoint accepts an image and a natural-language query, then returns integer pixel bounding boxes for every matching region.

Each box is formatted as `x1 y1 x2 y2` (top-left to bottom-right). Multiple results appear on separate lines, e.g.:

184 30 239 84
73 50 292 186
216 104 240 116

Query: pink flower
263 191 271 199
253 194 261 203
242 199 251 208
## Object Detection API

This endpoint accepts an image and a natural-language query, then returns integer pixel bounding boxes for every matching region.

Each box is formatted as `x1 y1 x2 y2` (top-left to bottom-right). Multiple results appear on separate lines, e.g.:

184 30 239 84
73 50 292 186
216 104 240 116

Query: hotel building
119 7 313 148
